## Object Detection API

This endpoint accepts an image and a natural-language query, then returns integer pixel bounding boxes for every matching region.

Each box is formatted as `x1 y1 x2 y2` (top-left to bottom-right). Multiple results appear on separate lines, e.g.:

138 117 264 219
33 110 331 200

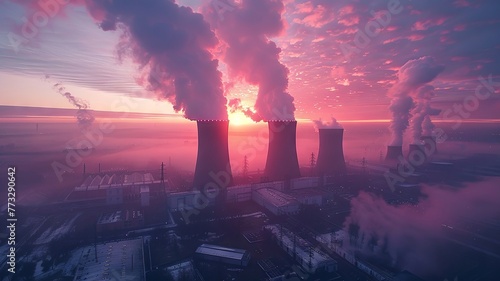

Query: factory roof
166 260 197 281
97 210 143 225
227 184 252 190
97 211 123 225
256 188 297 208
195 244 248 261
75 172 158 191
290 188 326 197
73 238 144 281
265 225 336 270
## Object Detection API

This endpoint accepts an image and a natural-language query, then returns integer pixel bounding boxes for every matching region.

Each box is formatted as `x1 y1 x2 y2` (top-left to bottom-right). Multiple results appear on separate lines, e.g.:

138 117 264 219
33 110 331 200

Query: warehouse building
96 210 144 233
194 244 251 267
252 188 300 215
265 225 337 274
73 237 145 281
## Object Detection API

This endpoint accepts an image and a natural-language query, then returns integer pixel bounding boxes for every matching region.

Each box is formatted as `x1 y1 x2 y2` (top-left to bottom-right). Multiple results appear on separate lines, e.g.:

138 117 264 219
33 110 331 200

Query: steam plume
228 98 261 121
312 117 343 131
53 82 94 129
203 0 295 121
388 57 443 146
422 115 435 136
343 180 500 276
411 85 440 143
18 0 229 120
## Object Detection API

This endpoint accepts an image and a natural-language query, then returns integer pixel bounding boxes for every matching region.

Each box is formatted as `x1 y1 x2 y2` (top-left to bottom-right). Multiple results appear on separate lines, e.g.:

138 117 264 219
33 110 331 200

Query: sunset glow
0 1 499 280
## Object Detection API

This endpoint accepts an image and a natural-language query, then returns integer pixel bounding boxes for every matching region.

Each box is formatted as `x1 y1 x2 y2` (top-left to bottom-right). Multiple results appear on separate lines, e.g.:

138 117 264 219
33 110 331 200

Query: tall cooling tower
193 121 233 191
407 144 426 161
385 145 403 161
316 128 346 175
421 135 438 155
264 121 301 181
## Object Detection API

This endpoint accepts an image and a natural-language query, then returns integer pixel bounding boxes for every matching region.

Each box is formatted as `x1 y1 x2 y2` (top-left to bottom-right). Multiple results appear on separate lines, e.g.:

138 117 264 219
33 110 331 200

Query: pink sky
0 0 499 123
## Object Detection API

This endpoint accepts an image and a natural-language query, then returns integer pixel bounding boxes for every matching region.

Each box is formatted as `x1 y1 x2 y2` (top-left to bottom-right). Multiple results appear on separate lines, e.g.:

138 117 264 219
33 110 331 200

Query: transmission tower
310 152 316 176
243 155 249 179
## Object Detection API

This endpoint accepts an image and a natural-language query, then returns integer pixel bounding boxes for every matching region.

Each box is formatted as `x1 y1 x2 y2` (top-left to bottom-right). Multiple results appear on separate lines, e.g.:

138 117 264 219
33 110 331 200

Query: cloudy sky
0 0 499 123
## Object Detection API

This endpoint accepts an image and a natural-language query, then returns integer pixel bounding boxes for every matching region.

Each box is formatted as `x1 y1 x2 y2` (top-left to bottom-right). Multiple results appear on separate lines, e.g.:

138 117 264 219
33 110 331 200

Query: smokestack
421 135 438 155
193 121 233 192
385 145 403 161
264 121 301 181
316 128 346 176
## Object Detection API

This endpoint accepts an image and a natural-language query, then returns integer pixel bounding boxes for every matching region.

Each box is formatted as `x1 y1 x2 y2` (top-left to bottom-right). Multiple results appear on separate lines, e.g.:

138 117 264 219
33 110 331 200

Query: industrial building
289 177 319 190
96 210 144 233
67 172 162 204
265 225 337 274
194 244 251 267
166 190 201 212
316 231 396 281
166 260 202 281
72 237 145 281
252 188 300 215
167 177 327 215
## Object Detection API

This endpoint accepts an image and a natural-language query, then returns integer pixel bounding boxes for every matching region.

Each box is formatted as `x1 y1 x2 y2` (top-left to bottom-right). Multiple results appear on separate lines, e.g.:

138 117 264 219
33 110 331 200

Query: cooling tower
193 121 233 192
407 144 426 162
421 135 438 155
385 145 403 161
264 121 301 181
316 128 346 176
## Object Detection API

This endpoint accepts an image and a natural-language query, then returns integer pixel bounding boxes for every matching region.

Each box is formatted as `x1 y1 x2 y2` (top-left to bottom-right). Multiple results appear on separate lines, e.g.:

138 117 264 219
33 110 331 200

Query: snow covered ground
34 213 81 245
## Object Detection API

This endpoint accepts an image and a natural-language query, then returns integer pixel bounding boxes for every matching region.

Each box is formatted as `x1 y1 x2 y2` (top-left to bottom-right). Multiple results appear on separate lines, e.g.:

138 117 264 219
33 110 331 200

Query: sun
229 111 253 126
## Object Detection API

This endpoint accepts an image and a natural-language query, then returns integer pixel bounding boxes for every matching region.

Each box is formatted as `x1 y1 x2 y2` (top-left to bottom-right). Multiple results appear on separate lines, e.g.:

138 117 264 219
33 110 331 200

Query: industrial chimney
385 145 403 161
193 121 233 195
316 128 346 176
264 121 301 181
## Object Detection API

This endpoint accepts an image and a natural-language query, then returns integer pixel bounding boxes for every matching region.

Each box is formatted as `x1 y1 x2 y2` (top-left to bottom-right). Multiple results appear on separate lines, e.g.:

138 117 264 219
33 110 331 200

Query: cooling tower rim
318 128 344 130
265 120 297 122
195 119 230 122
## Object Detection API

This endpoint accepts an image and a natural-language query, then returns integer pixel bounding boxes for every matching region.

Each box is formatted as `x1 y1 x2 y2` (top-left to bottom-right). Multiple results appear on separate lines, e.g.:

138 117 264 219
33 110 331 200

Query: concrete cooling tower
264 121 301 181
316 128 346 176
407 144 426 162
193 121 233 192
385 145 403 161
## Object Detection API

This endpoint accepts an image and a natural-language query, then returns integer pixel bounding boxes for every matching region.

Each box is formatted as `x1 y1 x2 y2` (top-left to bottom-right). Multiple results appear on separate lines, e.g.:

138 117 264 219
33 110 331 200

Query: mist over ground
1 113 498 207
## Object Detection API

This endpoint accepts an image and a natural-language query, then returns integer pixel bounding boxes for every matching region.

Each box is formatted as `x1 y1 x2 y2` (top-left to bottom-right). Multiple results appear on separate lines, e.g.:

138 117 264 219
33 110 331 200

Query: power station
264 121 301 181
385 145 403 161
193 120 234 193
408 143 426 162
316 128 346 176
